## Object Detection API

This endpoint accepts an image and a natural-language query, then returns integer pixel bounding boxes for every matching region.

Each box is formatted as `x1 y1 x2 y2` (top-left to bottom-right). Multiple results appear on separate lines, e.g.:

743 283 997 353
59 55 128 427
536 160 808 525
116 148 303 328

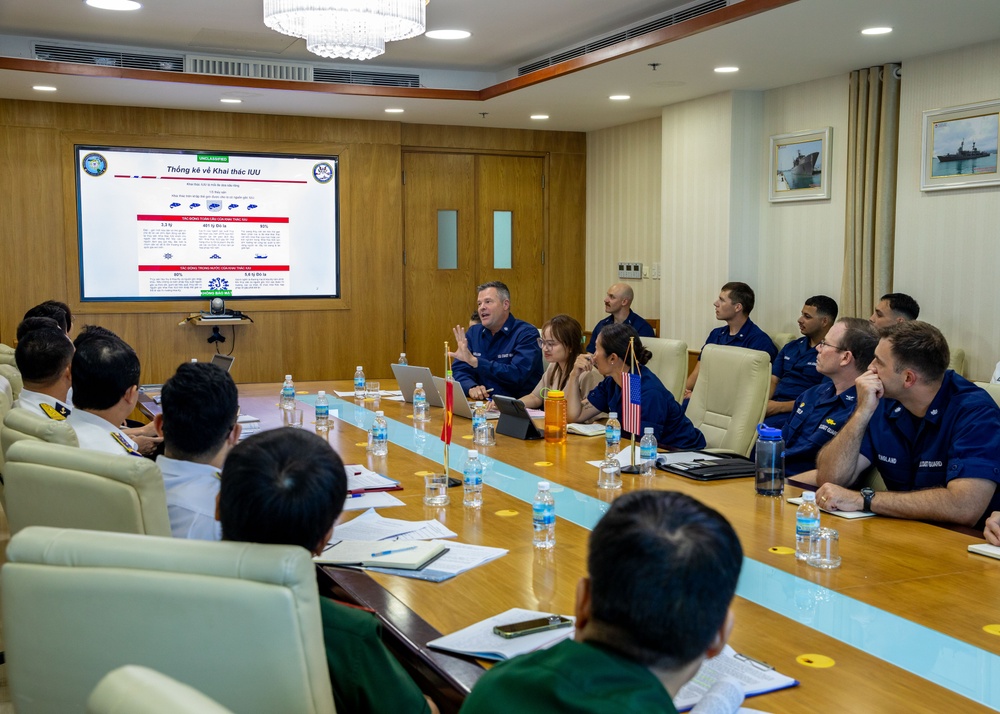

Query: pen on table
370 545 418 558
347 492 365 499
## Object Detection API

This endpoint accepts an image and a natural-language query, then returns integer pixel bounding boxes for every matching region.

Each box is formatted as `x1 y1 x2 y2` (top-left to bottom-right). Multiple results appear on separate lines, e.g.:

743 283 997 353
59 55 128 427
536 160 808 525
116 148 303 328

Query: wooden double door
402 152 545 370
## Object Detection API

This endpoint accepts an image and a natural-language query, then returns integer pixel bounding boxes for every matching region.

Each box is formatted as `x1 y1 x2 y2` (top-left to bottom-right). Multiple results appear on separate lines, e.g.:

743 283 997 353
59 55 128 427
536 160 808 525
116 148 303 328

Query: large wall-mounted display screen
75 145 340 301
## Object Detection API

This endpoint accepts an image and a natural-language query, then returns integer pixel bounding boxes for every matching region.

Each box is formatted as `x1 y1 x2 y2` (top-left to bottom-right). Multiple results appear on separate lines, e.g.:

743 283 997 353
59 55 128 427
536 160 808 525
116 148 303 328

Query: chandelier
263 0 427 61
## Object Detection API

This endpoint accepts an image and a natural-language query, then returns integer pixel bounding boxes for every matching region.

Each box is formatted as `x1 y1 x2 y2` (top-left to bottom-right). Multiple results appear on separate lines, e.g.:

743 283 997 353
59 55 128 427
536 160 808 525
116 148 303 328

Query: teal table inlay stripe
296 393 1000 709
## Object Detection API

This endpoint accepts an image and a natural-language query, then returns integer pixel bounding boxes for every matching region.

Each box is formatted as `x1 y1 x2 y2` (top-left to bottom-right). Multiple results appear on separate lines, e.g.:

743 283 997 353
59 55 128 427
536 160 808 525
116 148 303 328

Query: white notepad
786 496 876 519
968 542 1000 560
315 540 447 569
427 607 575 661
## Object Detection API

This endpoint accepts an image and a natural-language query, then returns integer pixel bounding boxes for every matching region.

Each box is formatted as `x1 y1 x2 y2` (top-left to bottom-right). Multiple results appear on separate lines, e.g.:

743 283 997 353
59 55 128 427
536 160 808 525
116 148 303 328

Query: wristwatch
861 486 875 513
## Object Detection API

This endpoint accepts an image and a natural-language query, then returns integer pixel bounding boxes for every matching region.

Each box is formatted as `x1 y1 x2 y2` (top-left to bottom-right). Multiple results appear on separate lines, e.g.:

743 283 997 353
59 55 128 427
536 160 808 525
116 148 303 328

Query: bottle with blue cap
755 423 785 496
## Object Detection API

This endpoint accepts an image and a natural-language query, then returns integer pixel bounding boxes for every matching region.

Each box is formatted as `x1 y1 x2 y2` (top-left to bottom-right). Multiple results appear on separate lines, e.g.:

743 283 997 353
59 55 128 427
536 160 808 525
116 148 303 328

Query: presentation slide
75 146 340 301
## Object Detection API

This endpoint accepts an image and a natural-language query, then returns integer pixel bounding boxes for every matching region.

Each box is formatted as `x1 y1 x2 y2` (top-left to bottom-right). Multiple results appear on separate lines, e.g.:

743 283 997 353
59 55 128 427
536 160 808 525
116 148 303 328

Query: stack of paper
316 540 448 569
674 645 797 711
343 492 406 511
366 540 507 582
427 608 575 660
346 465 401 492
333 508 457 541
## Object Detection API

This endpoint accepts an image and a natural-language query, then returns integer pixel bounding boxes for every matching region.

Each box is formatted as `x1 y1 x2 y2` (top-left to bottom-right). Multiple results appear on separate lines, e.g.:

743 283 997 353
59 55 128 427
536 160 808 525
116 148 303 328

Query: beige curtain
841 63 901 318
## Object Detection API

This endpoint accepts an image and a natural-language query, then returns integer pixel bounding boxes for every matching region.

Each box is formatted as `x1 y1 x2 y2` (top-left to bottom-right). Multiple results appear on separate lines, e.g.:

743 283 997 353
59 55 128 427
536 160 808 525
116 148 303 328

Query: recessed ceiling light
85 0 142 10
425 30 471 40
32 85 57 92
220 98 242 104
861 26 893 35
385 108 405 113
609 94 630 101
530 114 549 120
714 66 739 73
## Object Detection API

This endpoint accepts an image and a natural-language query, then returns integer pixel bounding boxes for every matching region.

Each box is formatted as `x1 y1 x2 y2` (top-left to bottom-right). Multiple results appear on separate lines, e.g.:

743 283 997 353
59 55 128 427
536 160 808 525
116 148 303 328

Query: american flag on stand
622 371 641 436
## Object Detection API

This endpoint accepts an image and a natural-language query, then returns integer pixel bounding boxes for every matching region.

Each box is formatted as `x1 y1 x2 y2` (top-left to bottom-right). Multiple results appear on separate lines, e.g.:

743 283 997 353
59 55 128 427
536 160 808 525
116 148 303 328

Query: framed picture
769 127 832 202
921 100 1000 191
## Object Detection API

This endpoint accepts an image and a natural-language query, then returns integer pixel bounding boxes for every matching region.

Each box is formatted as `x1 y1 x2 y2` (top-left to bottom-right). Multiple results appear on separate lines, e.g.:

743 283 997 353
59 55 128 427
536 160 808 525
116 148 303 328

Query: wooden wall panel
0 100 584 385
547 152 587 323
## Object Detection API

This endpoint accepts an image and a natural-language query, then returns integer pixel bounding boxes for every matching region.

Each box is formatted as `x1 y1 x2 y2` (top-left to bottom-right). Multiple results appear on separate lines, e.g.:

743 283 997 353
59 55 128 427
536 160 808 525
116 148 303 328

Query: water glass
423 473 450 506
597 458 622 489
809 527 841 569
365 380 381 401
282 408 304 428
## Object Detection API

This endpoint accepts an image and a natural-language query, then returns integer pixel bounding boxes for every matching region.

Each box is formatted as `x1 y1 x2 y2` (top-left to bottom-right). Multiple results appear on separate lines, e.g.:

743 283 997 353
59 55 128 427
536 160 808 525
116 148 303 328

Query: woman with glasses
519 314 602 409
567 322 705 448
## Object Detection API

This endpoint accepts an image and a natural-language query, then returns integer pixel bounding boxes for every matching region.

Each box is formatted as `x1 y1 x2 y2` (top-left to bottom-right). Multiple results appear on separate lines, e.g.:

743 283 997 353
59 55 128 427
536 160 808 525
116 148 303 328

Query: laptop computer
391 364 443 407
431 376 500 420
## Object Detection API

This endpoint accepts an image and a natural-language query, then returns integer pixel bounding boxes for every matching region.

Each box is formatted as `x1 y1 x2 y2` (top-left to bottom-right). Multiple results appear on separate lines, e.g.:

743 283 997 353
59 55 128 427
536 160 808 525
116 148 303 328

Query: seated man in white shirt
13 322 74 420
153 362 241 540
66 330 143 456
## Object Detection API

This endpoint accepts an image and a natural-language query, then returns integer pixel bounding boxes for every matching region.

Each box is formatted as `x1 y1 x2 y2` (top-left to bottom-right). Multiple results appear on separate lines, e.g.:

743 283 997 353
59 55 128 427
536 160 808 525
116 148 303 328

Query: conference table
218 381 1000 714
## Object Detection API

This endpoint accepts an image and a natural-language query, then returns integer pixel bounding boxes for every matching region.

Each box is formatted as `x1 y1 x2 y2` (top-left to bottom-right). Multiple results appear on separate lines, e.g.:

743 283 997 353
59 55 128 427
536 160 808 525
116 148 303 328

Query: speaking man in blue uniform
782 317 878 478
816 321 1000 527
764 295 838 429
450 281 543 401
684 282 777 399
585 282 655 354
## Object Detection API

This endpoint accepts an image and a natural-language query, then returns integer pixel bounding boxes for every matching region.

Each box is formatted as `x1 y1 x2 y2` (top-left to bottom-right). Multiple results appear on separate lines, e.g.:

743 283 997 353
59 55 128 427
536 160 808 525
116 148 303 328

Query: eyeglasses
817 340 847 352
537 339 559 349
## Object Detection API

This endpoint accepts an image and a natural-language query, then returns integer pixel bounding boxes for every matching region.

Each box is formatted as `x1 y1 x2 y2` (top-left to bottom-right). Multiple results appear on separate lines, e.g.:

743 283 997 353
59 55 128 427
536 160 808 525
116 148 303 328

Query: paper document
427 607 575 661
346 465 401 492
969 542 1000 560
656 451 721 467
366 540 507 582
674 645 797 711
586 445 643 468
567 422 605 437
786 497 875 519
332 508 457 541
316 539 447 569
342 492 405 511
237 414 261 440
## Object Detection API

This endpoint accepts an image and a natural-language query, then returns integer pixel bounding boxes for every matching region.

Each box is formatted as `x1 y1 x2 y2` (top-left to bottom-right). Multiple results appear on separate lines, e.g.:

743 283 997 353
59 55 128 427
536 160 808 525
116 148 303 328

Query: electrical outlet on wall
617 262 643 280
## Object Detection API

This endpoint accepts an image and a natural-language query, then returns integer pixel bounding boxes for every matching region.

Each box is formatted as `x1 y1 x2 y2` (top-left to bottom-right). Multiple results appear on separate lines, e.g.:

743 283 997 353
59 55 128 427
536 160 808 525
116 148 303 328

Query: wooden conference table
210 381 1000 714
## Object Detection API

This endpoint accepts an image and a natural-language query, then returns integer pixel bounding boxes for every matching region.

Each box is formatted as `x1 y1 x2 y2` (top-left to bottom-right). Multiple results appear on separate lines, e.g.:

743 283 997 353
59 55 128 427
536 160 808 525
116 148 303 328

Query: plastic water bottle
371 411 388 456
605 411 621 459
353 365 365 399
398 352 408 366
639 427 657 477
413 382 430 423
472 401 487 444
532 481 556 549
315 390 329 432
795 491 820 561
280 375 295 411
463 449 484 508
755 423 785 496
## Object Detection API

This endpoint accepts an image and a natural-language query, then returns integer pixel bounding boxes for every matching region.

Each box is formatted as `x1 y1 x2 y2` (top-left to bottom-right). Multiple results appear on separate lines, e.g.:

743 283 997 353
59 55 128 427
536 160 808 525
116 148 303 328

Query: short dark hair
23 303 69 334
15 327 74 385
721 282 755 315
73 325 120 348
160 362 239 460
880 293 920 321
219 429 347 553
40 300 73 332
881 320 949 382
597 323 652 366
837 317 879 373
71 334 141 410
476 281 510 304
587 491 742 670
805 295 838 323
470 311 482 324
16 317 62 342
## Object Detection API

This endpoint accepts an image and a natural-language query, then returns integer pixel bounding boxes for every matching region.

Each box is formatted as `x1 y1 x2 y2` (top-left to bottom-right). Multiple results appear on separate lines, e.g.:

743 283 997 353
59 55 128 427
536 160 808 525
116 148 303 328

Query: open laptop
391 364 443 406
431 376 500 420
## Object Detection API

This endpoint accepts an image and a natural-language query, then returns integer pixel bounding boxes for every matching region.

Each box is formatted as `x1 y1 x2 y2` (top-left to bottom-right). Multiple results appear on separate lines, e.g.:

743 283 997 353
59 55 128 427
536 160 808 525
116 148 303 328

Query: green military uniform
460 639 679 713
320 597 430 714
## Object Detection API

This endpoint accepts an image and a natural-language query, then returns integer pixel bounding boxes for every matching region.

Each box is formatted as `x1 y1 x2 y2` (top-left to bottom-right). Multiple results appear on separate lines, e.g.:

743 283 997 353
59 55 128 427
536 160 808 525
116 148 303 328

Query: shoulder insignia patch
40 403 70 420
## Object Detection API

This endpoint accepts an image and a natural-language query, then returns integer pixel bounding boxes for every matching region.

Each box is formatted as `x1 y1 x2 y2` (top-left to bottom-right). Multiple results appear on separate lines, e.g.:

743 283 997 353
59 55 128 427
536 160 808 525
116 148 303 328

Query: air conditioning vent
34 43 183 72
313 68 420 88
185 54 313 81
517 0 728 76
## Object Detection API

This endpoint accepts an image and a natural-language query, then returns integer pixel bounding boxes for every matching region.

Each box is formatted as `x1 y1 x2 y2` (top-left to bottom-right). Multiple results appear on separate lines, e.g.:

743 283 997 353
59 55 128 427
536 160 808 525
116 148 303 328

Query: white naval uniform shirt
14 388 72 420
155 455 223 541
65 409 140 456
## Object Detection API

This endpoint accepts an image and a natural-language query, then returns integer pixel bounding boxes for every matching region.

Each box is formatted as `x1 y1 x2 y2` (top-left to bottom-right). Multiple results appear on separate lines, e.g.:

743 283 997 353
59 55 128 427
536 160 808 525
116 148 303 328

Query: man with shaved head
586 282 656 354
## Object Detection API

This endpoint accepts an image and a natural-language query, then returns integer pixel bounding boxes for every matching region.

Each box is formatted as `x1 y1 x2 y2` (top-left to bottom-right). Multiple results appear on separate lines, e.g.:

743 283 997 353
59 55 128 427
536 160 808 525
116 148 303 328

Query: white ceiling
1 0 1000 132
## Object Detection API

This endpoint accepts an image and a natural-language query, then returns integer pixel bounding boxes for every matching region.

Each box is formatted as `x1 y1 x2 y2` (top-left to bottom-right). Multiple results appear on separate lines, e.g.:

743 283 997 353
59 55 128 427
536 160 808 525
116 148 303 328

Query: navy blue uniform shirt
767 336 829 429
782 382 858 477
860 371 1000 527
586 310 656 354
586 368 705 449
700 318 778 363
451 314 544 398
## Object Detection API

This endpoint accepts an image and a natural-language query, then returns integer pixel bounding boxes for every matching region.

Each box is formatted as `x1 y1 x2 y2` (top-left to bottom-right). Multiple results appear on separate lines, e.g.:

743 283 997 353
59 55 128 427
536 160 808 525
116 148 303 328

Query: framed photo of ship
769 127 832 202
921 100 1000 191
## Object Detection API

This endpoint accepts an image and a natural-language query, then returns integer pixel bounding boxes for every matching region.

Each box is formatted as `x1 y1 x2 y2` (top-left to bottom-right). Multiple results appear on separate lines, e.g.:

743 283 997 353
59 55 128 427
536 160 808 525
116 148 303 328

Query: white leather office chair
0 363 21 401
2 407 79 454
88 666 236 714
948 348 967 377
3 439 171 536
975 381 1000 408
3 526 337 714
0 343 16 367
686 344 770 457
642 337 688 403
771 332 796 352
